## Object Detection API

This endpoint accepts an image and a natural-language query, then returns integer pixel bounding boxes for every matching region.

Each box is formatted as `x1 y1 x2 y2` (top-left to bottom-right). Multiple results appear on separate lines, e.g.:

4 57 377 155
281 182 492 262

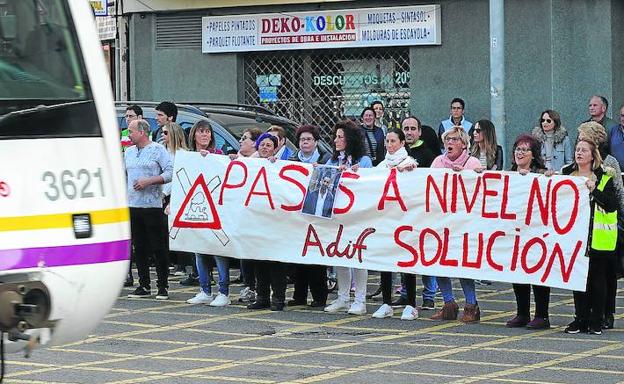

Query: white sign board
170 152 591 291
202 5 441 53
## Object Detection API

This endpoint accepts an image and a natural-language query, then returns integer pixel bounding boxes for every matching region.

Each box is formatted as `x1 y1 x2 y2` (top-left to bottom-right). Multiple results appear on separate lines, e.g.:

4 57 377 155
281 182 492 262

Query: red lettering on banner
219 160 248 205
521 236 548 274
461 232 483 268
278 164 309 211
551 180 579 235
525 178 552 226
500 175 517 220
425 174 448 213
302 224 325 256
378 168 407 211
302 224 375 263
327 225 375 263
457 174 481 213
481 173 501 219
333 171 358 214
244 167 275 209
486 231 505 271
394 225 418 267
540 240 583 283
419 227 444 266
510 228 521 271
0 181 10 197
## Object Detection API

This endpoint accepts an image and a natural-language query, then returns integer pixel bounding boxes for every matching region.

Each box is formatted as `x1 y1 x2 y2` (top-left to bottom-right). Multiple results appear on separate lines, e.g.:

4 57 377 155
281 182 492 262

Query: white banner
170 152 591 291
202 5 441 53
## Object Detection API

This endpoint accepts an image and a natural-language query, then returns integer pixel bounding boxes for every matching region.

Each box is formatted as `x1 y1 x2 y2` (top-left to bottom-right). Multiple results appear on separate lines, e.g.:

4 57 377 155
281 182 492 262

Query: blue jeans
196 253 229 295
422 275 438 301
436 277 476 305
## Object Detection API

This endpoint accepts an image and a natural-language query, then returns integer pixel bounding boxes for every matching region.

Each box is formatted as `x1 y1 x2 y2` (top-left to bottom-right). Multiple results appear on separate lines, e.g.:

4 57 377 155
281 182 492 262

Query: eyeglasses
162 131 169 136
473 128 482 133
299 137 315 142
444 136 462 143
541 118 553 123
124 114 137 119
451 106 463 110
402 126 419 131
514 147 531 153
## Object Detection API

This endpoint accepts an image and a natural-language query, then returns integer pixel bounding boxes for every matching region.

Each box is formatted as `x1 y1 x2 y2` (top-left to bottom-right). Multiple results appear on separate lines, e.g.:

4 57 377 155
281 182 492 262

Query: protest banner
170 151 591 291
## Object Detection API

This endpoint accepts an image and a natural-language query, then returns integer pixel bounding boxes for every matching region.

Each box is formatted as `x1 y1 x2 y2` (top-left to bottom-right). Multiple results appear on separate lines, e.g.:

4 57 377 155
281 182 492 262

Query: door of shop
244 48 410 139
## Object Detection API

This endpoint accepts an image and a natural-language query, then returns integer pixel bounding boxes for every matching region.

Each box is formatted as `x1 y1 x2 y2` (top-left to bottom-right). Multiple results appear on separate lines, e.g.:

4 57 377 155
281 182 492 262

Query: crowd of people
122 95 624 336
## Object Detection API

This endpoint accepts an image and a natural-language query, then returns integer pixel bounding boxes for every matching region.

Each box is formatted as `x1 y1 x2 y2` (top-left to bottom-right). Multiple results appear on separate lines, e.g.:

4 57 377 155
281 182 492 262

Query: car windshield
0 0 87 114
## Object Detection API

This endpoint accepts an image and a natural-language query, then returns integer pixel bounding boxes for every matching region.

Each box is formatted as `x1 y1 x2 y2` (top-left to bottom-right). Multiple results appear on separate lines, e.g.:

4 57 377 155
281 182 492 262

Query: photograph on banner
301 165 341 219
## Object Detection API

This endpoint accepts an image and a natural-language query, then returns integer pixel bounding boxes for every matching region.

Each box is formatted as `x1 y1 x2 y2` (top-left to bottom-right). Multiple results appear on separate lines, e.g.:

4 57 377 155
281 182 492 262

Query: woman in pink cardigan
430 126 482 323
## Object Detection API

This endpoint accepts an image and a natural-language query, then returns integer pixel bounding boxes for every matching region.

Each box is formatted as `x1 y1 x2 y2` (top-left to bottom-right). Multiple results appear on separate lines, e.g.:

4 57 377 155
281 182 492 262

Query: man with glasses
438 98 473 144
121 105 143 152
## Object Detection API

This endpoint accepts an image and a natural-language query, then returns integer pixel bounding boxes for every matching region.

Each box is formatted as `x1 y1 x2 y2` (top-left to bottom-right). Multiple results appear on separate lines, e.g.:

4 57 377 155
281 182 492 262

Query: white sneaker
186 291 213 305
401 305 419 321
372 303 393 319
209 293 231 307
324 300 349 313
348 302 367 315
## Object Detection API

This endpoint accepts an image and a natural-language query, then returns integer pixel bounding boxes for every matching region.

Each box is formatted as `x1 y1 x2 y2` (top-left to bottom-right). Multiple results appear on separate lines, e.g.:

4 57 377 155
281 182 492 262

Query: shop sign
90 0 108 17
202 5 441 53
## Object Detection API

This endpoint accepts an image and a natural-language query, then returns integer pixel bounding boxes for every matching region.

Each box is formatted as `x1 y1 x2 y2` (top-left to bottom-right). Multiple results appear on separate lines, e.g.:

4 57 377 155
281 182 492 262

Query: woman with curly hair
324 120 372 315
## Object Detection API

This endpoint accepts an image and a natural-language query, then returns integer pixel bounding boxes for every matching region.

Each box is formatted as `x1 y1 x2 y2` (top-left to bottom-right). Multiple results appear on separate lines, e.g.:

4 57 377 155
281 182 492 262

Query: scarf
383 147 409 168
297 148 320 164
438 149 471 168
337 151 353 167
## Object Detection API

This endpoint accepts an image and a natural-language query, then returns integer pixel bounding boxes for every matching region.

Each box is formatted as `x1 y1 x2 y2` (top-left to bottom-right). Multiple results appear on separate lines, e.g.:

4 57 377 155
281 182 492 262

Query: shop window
244 48 410 140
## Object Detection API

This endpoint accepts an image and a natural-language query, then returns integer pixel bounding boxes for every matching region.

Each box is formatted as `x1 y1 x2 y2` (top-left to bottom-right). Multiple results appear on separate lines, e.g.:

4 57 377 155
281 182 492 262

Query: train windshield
0 0 89 113
0 0 99 138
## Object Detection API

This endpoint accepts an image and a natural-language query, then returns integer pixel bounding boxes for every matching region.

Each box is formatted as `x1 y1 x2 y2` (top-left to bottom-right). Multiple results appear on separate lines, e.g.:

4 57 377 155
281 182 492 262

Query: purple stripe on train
0 240 130 271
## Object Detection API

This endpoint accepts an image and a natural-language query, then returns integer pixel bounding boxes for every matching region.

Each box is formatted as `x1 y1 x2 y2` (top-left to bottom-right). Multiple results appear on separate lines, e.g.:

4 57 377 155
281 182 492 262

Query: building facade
119 0 624 158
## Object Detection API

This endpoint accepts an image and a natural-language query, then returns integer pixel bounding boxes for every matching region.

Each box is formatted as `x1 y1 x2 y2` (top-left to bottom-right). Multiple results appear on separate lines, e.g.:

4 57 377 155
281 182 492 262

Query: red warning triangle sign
172 174 222 230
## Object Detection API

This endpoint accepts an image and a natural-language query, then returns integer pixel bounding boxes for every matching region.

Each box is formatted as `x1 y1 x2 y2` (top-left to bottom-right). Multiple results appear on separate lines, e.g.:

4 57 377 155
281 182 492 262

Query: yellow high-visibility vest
591 174 618 251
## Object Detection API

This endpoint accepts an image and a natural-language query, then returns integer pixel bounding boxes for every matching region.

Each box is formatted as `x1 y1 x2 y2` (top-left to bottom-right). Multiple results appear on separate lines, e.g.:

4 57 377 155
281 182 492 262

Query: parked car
115 101 239 154
186 102 332 154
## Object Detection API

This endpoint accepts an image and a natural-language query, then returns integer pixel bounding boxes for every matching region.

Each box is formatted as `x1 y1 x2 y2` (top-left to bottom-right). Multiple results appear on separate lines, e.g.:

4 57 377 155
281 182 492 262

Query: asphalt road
3 273 623 384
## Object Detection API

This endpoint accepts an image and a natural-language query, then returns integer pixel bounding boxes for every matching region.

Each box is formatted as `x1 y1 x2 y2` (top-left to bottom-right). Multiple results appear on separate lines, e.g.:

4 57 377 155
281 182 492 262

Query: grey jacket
531 126 573 171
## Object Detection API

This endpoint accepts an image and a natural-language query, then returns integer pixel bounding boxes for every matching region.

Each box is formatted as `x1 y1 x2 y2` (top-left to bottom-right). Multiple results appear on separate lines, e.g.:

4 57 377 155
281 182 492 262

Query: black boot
124 274 134 287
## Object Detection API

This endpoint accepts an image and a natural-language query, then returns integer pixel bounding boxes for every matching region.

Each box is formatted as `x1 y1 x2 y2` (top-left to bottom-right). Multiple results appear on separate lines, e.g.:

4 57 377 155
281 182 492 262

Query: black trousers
130 207 169 290
255 260 287 304
292 264 328 303
574 256 612 327
381 272 416 307
241 259 256 290
512 284 550 318
604 256 618 316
